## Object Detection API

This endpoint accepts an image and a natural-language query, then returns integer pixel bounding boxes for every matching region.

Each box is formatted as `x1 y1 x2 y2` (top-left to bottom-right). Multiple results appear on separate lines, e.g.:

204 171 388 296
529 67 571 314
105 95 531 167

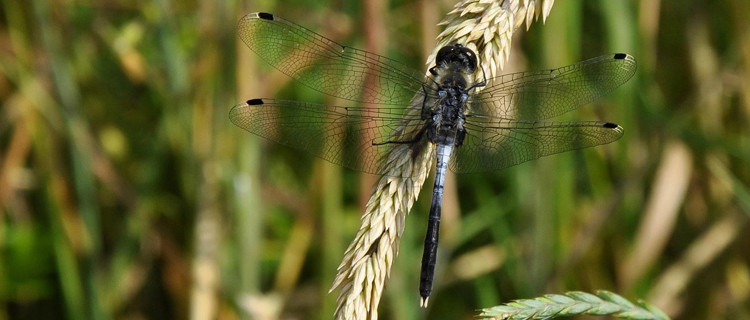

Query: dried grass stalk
330 1 555 318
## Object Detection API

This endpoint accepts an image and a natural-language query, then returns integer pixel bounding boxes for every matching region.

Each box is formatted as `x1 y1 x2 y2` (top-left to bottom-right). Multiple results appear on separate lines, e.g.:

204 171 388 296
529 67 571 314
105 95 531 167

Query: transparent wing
238 12 428 105
450 117 624 173
230 98 426 174
468 53 637 120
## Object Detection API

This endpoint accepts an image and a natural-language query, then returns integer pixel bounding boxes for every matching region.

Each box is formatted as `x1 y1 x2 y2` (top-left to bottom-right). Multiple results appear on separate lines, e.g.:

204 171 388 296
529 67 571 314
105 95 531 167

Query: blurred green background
1 0 749 319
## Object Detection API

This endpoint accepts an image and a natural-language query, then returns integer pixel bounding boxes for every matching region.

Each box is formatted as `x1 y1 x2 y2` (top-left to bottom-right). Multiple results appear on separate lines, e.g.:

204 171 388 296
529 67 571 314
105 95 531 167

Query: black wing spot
247 98 264 105
613 53 627 60
603 122 618 128
258 12 274 20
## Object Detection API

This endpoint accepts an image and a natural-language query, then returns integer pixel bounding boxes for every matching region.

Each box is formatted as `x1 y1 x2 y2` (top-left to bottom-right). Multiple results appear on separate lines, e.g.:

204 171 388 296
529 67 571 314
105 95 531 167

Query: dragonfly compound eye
435 45 457 66
435 44 478 72
461 48 478 73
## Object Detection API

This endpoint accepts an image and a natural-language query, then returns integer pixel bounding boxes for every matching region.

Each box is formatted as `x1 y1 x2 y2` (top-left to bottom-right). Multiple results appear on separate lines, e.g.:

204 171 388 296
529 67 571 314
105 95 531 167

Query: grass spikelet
330 1 554 318
478 290 670 320
431 0 555 78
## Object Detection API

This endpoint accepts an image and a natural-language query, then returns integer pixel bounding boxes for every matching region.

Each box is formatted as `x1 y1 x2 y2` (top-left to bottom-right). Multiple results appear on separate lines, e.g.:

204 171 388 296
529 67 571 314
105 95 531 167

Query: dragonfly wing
230 98 426 174
469 53 636 120
450 117 624 173
238 12 427 105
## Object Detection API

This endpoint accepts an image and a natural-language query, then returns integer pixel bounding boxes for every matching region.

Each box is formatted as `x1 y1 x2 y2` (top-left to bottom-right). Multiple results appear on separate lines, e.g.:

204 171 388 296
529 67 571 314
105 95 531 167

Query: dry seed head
430 0 555 79
331 97 433 319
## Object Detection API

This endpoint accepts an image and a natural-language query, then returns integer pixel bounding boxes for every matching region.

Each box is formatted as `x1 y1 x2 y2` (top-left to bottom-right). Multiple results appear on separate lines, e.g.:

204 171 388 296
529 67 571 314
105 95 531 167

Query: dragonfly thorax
425 45 480 147
427 76 471 147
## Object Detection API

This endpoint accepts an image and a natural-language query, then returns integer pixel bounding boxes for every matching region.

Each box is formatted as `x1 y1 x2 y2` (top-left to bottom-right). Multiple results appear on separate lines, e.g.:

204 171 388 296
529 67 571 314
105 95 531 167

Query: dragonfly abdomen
419 143 453 306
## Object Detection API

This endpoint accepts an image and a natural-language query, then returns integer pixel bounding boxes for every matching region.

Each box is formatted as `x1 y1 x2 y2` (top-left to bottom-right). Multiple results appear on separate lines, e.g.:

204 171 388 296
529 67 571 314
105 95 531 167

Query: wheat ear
431 0 555 80
329 104 434 319
330 1 554 319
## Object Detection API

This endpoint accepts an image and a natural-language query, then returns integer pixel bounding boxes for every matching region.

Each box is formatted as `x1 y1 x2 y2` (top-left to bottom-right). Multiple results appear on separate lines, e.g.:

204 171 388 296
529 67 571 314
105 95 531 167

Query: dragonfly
230 12 637 306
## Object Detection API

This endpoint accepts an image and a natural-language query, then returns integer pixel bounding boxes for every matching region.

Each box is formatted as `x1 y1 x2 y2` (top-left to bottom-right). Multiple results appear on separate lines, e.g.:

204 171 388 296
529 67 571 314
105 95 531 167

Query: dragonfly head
435 44 478 74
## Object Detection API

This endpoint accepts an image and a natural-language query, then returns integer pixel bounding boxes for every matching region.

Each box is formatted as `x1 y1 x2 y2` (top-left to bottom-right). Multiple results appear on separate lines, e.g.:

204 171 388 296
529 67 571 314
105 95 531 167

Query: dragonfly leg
466 66 487 91
371 124 428 146
420 83 431 119
455 127 466 146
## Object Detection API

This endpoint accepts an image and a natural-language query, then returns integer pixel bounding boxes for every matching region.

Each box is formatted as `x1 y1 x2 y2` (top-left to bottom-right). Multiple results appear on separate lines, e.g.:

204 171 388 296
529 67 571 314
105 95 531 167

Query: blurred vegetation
1 0 749 319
